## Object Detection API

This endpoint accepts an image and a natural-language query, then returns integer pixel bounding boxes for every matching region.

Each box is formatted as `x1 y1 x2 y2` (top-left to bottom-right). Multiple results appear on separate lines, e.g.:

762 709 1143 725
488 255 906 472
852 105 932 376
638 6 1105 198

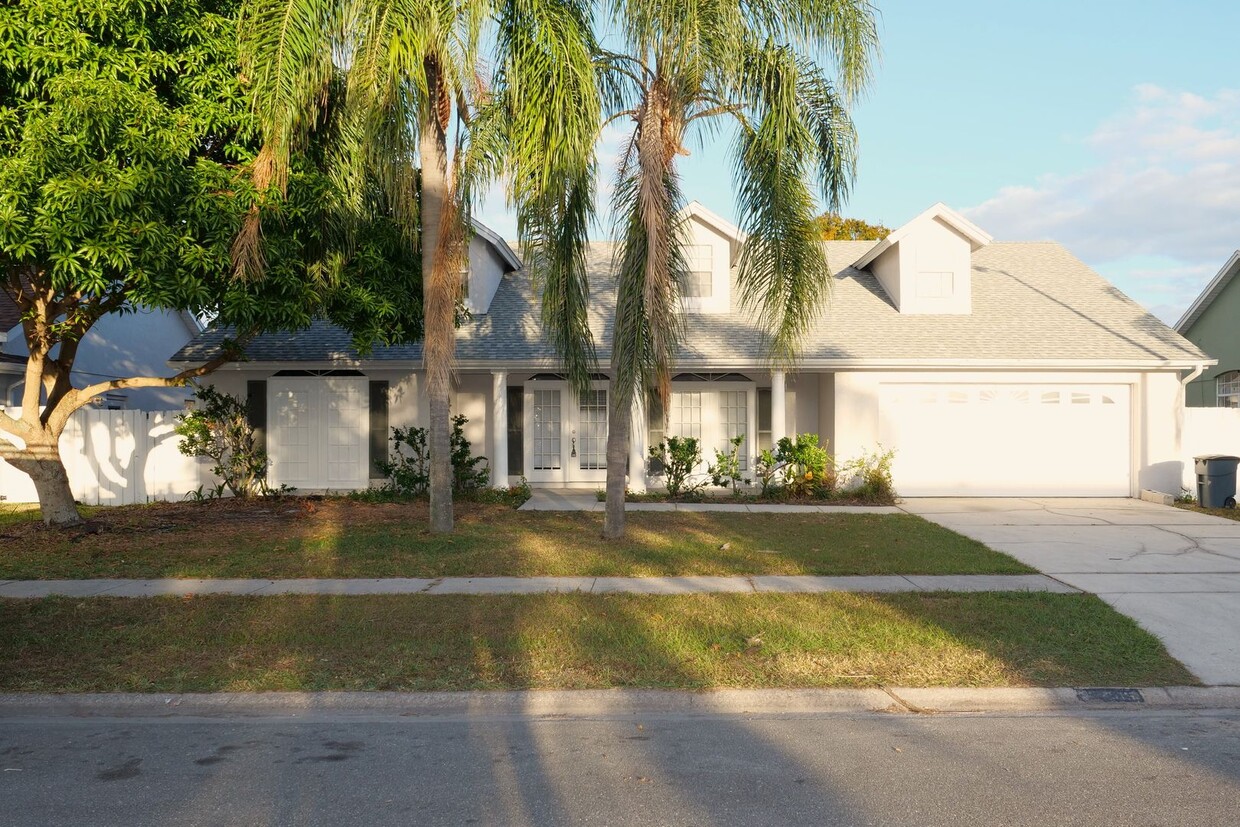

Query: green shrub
755 449 780 497
649 436 705 499
377 414 489 496
466 476 532 508
449 414 490 492
175 385 270 498
775 433 834 498
380 425 431 495
842 446 896 502
708 435 747 495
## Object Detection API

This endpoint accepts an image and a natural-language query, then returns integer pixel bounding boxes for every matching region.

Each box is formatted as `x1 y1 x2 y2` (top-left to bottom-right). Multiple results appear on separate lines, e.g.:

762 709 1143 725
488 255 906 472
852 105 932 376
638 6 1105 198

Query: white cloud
963 86 1240 322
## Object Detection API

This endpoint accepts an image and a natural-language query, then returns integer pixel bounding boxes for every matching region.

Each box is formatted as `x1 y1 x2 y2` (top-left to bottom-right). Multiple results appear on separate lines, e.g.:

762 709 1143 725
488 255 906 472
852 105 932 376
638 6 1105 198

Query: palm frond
492 0 602 398
238 0 340 194
731 44 841 365
234 0 340 278
738 0 880 100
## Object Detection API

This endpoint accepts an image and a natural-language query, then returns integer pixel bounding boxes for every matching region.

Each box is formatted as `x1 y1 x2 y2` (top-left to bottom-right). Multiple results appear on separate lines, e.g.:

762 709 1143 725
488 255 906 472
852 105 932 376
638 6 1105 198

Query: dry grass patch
0 499 1029 579
0 592 1194 692
1174 502 1240 522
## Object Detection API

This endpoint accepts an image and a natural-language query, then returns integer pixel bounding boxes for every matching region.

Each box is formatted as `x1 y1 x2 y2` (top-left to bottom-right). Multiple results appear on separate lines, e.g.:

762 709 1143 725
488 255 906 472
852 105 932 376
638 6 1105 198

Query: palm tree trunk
601 380 631 540
421 60 454 535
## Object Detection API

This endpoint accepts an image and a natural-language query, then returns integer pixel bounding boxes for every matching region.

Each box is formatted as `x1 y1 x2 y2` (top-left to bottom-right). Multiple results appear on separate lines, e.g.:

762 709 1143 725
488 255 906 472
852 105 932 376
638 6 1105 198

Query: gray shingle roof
0 292 20 336
172 240 1210 367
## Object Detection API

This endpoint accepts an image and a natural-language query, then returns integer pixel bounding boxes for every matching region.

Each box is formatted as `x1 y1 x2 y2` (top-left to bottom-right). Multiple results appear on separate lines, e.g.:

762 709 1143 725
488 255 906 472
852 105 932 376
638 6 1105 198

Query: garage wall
833 369 1184 497
1138 371 1185 496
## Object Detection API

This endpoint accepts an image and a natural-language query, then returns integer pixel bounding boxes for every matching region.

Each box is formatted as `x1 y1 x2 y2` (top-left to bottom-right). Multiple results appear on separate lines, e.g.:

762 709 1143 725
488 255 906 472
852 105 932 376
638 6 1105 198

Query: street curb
1 687 1238 720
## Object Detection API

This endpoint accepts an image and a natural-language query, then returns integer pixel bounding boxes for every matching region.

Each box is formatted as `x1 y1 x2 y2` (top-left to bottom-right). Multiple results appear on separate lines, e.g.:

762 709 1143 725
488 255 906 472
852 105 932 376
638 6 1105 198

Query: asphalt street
3 705 1240 826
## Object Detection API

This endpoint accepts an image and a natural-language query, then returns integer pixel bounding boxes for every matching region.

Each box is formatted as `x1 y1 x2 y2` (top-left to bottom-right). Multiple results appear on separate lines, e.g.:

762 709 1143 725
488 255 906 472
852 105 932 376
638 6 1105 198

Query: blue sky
476 0 1240 324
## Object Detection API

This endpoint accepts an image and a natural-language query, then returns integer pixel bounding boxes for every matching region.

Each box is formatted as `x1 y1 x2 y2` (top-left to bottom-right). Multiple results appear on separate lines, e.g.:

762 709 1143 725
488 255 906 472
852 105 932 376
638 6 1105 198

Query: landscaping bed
0 499 1029 580
0 592 1194 692
617 490 894 506
1174 502 1240 522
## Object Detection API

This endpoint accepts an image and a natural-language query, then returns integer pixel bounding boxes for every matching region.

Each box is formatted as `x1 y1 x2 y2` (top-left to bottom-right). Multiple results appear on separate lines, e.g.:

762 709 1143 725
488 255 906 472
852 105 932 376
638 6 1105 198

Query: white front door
879 383 1132 496
524 381 609 485
269 378 369 490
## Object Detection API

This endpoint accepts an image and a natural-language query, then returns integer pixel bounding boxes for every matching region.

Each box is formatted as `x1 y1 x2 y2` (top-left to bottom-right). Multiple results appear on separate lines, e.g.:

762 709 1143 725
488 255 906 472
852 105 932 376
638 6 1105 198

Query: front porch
467 369 825 491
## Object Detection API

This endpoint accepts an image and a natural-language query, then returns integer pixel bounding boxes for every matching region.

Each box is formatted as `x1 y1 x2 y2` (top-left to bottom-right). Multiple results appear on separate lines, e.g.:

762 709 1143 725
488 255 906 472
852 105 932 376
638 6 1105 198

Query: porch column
771 370 787 446
627 392 647 493
491 371 508 486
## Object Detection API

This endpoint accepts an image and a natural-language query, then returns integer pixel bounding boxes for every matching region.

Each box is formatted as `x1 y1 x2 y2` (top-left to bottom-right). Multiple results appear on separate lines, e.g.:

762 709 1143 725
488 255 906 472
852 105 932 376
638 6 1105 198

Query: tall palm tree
587 0 880 539
234 0 600 532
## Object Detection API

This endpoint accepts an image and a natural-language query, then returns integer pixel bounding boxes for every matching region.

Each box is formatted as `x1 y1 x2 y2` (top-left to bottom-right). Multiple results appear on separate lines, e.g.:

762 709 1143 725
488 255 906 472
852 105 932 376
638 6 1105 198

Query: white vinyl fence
1181 407 1240 494
0 408 208 506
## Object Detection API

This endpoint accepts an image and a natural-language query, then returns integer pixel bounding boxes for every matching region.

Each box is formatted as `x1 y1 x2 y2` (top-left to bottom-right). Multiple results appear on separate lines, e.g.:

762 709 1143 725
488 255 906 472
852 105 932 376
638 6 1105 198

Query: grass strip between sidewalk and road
0 500 1030 580
0 592 1194 692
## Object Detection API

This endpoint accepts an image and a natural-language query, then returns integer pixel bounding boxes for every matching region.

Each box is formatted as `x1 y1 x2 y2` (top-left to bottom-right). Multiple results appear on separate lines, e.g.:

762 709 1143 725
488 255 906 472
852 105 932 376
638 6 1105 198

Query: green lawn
0 592 1194 691
0 499 1031 579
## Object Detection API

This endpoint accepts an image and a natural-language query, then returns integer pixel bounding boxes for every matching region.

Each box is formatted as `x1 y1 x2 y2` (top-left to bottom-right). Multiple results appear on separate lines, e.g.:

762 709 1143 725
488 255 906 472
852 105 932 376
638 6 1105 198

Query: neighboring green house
1178 252 1240 407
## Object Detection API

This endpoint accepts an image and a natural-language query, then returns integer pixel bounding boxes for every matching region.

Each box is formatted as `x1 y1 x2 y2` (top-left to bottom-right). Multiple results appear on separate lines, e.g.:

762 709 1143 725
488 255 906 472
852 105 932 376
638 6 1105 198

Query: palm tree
234 0 600 532
588 0 880 539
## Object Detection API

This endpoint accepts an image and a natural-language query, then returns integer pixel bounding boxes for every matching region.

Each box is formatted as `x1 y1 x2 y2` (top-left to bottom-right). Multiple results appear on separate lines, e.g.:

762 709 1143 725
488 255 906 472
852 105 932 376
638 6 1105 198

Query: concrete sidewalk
519 488 900 514
904 497 1240 686
0 573 1074 599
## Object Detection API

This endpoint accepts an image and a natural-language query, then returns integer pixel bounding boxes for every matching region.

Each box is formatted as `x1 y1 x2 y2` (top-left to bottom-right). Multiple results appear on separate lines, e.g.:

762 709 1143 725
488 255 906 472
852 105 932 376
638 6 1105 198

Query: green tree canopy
240 0 601 533
0 0 422 526
813 213 890 241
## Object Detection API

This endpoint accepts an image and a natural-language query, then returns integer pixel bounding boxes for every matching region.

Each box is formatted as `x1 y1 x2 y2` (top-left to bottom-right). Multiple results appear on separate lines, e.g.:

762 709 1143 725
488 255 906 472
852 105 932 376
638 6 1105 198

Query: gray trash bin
1194 455 1240 508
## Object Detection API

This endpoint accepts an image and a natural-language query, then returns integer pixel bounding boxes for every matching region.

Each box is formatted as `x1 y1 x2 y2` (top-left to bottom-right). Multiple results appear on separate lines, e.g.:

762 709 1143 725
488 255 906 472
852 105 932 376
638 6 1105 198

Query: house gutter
170 357 1221 373
1180 362 1207 389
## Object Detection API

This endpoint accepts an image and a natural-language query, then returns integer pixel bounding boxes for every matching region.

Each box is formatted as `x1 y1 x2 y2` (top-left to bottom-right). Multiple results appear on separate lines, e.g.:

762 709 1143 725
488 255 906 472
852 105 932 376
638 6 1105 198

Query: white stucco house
171 203 1213 498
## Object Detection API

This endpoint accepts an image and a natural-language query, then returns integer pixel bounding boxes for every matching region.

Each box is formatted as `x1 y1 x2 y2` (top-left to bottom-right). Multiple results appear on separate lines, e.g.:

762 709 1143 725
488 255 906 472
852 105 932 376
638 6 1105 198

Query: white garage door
879 384 1131 496
268 378 369 490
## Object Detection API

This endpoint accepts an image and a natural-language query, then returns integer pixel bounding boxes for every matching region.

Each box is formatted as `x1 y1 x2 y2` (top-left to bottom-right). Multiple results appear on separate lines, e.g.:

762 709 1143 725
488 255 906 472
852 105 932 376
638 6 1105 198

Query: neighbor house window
1219 371 1240 408
683 245 713 298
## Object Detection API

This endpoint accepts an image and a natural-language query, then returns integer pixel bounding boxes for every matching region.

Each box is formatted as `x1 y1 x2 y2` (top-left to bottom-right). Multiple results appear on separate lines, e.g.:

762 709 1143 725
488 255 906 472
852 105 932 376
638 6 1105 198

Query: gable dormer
679 202 743 314
853 203 991 315
463 221 523 315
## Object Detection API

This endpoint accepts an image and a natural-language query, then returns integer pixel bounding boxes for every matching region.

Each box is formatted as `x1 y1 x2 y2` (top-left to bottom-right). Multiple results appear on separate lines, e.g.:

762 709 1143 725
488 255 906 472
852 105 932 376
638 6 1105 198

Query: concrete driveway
900 498 1240 686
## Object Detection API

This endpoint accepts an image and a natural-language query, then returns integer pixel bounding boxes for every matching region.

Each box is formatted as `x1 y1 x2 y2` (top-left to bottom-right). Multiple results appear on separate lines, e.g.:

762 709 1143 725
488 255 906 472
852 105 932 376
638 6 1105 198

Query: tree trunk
421 61 454 535
602 384 632 540
9 439 81 528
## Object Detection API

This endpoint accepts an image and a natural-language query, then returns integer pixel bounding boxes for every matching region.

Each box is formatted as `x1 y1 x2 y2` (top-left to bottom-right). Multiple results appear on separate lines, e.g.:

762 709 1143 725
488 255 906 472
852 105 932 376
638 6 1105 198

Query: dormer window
1218 371 1240 407
853 203 992 316
684 245 714 298
916 271 954 299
